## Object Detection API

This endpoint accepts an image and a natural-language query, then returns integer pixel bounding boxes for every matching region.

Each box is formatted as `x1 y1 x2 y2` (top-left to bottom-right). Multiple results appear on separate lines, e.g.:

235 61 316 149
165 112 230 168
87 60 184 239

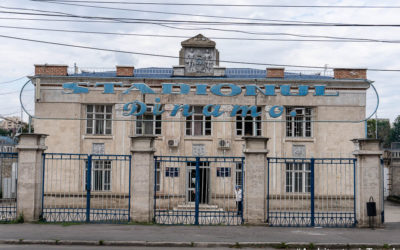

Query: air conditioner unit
167 139 179 147
218 139 230 149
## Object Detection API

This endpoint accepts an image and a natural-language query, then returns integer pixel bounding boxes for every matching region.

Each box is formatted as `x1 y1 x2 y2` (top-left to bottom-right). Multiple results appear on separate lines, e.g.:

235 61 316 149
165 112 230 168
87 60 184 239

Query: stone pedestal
243 136 269 224
16 134 47 222
130 135 156 222
352 139 383 227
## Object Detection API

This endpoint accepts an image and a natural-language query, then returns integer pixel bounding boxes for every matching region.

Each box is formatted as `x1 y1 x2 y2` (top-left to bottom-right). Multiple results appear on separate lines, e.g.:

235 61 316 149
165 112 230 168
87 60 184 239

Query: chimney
34 64 68 76
266 68 284 78
116 66 134 77
334 68 367 79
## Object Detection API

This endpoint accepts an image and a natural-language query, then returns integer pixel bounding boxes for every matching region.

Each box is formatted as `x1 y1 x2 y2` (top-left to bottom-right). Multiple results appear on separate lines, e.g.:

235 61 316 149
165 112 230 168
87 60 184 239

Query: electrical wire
1 9 400 27
0 76 27 85
30 0 400 9
2 25 400 43
0 33 399 71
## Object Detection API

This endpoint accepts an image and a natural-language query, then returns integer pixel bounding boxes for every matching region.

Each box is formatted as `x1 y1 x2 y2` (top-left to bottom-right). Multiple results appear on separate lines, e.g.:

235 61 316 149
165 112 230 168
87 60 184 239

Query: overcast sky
0 0 399 124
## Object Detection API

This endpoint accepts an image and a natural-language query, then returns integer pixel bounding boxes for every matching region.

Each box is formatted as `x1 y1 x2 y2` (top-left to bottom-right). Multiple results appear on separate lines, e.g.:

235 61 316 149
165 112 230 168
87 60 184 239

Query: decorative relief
292 145 306 158
184 48 215 73
192 144 206 156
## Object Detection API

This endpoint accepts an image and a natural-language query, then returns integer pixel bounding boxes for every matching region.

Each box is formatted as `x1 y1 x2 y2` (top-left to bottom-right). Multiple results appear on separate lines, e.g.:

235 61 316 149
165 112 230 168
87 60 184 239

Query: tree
0 128 11 136
367 119 391 148
389 115 400 147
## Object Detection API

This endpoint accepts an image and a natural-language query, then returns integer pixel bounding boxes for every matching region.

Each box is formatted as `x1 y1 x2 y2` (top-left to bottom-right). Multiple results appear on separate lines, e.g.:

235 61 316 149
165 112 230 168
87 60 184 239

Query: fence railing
0 152 18 222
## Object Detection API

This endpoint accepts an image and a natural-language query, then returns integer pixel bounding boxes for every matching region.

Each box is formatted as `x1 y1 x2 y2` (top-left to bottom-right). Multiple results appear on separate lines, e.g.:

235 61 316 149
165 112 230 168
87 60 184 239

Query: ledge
184 137 213 141
284 137 315 143
83 135 114 140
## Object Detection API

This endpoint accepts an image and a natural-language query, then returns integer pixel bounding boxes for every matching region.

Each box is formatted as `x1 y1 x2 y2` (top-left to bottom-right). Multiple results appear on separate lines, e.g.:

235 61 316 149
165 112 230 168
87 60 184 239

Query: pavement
0 201 398 249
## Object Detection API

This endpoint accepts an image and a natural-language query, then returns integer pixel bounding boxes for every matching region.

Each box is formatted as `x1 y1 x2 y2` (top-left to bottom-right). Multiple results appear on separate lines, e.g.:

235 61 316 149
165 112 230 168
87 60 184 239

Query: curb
1 240 400 248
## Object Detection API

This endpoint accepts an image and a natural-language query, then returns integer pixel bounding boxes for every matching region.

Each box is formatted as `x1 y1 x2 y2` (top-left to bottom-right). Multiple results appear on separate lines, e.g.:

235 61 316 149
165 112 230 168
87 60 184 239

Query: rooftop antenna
74 63 78 74
323 64 328 76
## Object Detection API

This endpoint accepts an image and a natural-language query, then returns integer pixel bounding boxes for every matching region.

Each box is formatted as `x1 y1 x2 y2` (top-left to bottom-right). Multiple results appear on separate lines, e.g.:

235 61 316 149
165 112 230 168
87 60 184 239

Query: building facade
29 34 374 226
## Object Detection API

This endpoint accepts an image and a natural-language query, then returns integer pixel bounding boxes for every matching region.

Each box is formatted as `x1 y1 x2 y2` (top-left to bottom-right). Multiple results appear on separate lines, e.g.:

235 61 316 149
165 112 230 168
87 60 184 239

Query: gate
0 152 18 222
42 153 131 223
154 156 244 225
267 157 356 227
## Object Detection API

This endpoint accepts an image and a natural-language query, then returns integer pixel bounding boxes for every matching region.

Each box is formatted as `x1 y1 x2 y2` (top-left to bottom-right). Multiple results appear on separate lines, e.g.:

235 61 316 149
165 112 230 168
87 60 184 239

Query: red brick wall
35 65 68 76
116 66 134 77
334 69 367 79
266 68 284 78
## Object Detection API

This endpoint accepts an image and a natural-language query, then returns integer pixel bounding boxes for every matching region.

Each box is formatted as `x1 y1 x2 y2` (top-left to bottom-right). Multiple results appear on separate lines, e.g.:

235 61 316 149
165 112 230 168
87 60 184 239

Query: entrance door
186 162 209 204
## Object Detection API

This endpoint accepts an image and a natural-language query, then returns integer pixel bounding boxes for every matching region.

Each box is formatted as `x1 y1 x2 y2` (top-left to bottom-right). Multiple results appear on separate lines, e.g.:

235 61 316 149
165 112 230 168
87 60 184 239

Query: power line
2 9 400 27
16 2 341 25
31 0 400 9
0 89 33 95
0 32 399 72
0 76 27 85
1 24 400 44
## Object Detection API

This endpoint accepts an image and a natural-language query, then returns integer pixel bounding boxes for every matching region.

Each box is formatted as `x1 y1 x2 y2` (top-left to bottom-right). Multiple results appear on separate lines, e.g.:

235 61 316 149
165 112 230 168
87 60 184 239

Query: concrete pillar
352 138 383 227
243 136 269 224
130 135 156 222
16 134 47 222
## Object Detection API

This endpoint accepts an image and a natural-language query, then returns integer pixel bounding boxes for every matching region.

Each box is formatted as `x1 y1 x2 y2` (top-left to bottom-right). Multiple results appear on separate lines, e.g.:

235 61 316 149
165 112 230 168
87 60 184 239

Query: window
155 162 161 191
86 160 111 191
236 106 262 136
86 105 112 135
165 167 179 177
136 105 162 135
286 107 312 137
216 167 231 177
186 106 211 136
285 163 311 193
235 163 244 187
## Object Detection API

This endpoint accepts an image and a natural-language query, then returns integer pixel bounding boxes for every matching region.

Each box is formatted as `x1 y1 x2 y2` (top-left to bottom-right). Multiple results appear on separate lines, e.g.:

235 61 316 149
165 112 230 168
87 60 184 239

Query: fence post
310 158 315 227
86 155 92 223
243 136 269 224
16 133 47 222
352 138 383 227
130 135 156 223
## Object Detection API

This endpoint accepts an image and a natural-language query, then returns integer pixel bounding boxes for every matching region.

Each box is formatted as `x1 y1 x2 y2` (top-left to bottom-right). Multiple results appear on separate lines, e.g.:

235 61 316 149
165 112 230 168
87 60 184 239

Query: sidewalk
1 222 400 248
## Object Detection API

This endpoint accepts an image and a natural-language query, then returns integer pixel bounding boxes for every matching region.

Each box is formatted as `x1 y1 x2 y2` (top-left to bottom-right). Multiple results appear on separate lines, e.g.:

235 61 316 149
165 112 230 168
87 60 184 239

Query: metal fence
267 157 356 227
42 153 131 223
0 152 18 222
154 156 244 225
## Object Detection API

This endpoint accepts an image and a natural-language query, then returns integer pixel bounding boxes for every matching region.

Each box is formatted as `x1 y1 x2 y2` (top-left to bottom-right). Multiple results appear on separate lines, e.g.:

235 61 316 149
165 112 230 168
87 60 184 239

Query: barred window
136 105 162 135
86 105 112 135
216 167 231 177
286 107 312 137
165 167 179 177
186 106 211 136
85 160 111 191
236 106 262 136
235 163 244 187
286 163 311 193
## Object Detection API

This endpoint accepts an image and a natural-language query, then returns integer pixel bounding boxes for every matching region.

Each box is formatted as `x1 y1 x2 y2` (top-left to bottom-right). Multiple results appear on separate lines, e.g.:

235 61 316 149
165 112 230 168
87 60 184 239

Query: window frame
285 162 311 193
185 106 212 136
85 160 112 192
236 106 262 136
86 104 113 135
135 105 162 135
285 107 313 138
216 167 231 177
235 162 244 187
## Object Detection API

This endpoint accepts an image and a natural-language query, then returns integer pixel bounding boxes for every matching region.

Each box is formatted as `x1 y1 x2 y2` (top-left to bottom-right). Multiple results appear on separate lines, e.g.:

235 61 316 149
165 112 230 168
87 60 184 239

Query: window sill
83 135 114 140
184 137 213 141
284 137 315 143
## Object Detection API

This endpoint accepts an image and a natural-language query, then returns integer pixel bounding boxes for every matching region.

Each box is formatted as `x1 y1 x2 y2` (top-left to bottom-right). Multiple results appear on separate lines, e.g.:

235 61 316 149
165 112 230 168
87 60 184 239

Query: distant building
0 136 16 153
0 117 22 132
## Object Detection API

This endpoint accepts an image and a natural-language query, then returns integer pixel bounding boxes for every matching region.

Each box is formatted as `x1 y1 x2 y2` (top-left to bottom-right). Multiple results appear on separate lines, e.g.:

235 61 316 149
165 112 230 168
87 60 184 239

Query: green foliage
367 119 391 148
389 115 400 146
0 128 11 136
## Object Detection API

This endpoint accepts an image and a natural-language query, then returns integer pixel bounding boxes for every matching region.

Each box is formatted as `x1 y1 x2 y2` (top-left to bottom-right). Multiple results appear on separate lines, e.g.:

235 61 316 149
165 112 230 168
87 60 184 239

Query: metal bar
86 155 92 223
41 154 45 219
267 157 270 223
153 157 157 223
353 159 357 226
310 158 315 227
241 157 245 224
194 157 200 225
128 155 132 222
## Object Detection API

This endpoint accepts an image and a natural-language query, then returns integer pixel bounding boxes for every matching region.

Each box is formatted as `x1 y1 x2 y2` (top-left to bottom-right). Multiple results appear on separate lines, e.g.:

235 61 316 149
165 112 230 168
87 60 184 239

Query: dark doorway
187 162 209 204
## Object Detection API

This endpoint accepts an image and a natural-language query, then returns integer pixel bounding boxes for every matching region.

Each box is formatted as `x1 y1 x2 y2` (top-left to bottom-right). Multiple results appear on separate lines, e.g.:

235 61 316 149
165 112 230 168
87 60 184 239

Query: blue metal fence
154 156 244 225
42 153 131 223
0 152 18 222
267 157 356 227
